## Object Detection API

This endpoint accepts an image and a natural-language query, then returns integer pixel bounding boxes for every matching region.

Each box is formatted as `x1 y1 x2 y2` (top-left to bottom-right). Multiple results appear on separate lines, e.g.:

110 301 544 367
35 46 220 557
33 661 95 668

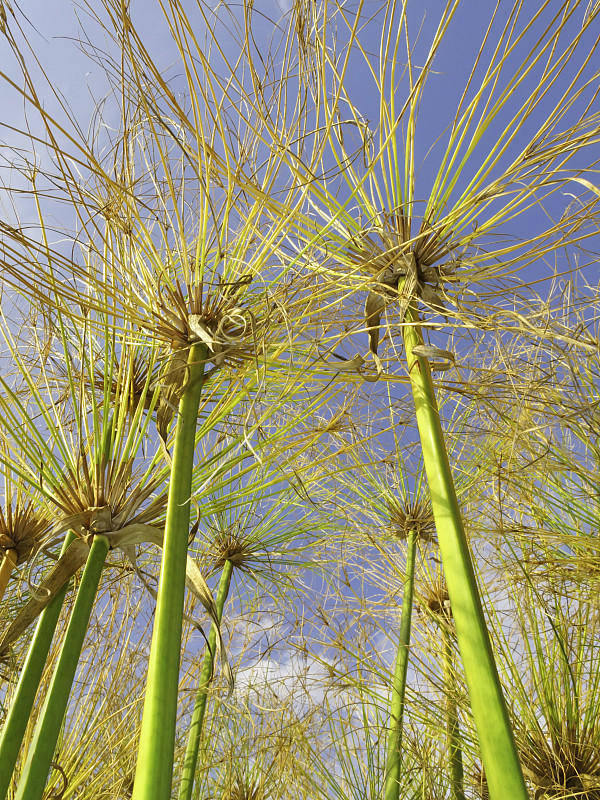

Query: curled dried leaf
364 291 387 355
411 344 455 371
320 353 366 373
188 316 216 350
47 762 68 800
419 283 447 317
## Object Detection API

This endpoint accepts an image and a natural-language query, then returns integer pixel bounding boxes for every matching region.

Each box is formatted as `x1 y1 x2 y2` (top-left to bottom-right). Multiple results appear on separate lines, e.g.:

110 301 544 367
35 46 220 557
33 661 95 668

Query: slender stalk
0 549 17 603
132 343 207 800
178 558 234 800
14 533 110 800
384 527 417 800
0 532 75 800
402 302 527 800
442 625 465 800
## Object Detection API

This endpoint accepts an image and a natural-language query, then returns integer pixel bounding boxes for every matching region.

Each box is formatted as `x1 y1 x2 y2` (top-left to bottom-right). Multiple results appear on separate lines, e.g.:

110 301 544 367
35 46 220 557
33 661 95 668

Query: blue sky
3 1 599 250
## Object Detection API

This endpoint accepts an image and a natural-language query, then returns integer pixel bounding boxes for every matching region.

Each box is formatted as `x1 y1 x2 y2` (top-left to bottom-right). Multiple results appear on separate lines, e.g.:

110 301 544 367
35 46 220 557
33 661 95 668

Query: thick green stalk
178 558 234 800
0 532 76 800
132 343 207 800
15 534 109 800
402 302 526 800
384 527 417 800
442 625 465 800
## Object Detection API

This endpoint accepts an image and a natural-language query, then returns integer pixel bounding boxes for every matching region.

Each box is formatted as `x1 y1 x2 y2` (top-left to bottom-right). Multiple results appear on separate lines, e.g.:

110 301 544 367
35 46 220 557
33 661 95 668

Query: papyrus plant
457 286 600 799
0 4 339 794
255 1 600 796
301 392 481 799
1 1 598 798
306 403 439 799
0 288 296 795
0 261 335 799
0 311 183 796
419 579 466 800
177 477 331 800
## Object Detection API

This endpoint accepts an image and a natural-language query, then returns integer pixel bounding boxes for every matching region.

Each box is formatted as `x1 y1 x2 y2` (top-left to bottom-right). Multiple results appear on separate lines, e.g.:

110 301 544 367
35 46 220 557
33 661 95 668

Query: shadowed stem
384 527 417 800
0 532 76 800
0 549 17 604
132 343 207 800
402 301 526 800
14 533 110 800
178 558 234 800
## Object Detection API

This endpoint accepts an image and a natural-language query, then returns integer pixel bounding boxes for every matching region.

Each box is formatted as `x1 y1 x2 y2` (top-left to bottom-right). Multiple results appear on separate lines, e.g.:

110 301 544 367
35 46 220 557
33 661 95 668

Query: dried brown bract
387 496 437 545
343 212 459 373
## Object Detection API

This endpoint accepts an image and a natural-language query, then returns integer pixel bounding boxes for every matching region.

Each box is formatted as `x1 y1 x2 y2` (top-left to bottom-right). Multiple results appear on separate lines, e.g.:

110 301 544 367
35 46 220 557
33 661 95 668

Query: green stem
402 303 526 800
14 534 110 800
132 343 207 800
442 625 465 800
0 532 76 800
384 527 417 800
178 559 234 800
